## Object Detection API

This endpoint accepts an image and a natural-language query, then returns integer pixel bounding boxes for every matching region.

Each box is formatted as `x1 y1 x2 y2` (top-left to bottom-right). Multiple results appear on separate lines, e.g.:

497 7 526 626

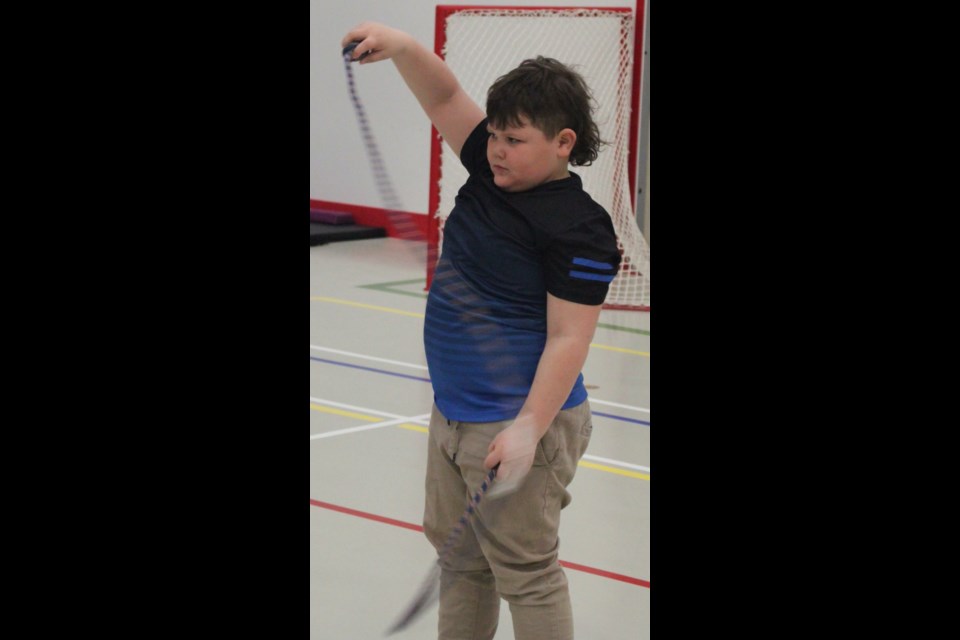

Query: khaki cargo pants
423 400 593 640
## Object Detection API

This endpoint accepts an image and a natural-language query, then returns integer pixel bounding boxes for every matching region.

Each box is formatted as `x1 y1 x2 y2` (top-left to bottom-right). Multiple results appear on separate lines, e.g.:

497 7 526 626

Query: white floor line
309 397 409 419
311 396 648 471
589 398 650 413
310 348 649 413
310 414 432 440
310 345 429 370
582 454 650 473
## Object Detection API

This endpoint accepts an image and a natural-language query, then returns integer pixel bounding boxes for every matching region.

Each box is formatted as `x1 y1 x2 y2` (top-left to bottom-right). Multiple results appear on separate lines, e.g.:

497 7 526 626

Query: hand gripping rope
341 42 422 242
341 41 501 635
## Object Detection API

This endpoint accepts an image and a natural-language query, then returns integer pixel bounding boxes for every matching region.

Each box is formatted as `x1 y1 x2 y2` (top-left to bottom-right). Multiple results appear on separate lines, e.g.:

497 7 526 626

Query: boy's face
486 117 573 193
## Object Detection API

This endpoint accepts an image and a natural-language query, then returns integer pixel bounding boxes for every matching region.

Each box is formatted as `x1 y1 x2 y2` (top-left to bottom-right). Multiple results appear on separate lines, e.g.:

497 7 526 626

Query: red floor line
310 498 650 589
558 560 650 588
310 499 423 532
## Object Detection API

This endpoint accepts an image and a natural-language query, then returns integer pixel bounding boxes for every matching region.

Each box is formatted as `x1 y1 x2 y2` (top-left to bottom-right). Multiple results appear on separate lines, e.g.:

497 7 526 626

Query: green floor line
357 279 650 336
596 323 649 336
357 279 429 300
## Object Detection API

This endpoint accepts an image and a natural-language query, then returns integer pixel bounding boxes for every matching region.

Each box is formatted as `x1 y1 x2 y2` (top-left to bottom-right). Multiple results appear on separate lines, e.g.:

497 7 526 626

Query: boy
342 22 621 640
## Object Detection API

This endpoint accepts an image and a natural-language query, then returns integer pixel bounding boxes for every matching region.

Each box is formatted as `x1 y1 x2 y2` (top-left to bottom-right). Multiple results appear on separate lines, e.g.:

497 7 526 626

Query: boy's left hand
484 418 542 498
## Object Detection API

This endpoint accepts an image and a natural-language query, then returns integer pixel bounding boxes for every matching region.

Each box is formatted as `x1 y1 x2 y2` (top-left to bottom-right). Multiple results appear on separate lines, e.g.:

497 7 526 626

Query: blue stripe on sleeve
569 270 616 283
572 257 614 271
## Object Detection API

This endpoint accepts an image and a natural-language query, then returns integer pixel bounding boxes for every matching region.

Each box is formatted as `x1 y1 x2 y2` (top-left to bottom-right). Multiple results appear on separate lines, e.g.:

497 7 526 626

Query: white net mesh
433 7 649 310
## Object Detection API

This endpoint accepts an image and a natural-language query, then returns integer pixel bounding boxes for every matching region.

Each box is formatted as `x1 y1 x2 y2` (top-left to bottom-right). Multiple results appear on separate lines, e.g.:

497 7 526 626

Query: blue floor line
309 356 431 383
310 356 649 426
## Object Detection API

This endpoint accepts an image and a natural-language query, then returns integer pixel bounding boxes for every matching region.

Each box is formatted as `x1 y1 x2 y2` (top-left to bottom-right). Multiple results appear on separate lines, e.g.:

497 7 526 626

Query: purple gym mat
310 208 354 225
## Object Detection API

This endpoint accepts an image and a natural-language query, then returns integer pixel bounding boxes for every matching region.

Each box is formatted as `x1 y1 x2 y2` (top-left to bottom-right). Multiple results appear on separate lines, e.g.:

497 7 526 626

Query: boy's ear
556 128 577 158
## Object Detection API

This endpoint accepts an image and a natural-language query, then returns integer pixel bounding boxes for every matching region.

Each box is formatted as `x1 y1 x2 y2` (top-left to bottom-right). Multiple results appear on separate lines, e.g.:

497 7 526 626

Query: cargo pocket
534 423 560 467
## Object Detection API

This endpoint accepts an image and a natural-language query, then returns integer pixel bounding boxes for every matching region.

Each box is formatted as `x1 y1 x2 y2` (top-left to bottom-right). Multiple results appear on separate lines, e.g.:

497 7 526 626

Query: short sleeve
458 118 490 176
543 212 622 305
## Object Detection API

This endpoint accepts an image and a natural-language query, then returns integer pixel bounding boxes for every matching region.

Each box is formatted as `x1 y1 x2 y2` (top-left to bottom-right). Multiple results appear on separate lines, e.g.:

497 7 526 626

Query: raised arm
342 22 486 157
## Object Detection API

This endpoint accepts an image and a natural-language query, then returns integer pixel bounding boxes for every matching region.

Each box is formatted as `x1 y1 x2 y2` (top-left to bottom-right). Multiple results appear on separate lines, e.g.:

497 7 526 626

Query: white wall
311 0 638 216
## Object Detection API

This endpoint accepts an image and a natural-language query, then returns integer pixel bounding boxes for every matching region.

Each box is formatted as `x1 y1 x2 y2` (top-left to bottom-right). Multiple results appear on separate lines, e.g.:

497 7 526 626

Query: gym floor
310 236 650 639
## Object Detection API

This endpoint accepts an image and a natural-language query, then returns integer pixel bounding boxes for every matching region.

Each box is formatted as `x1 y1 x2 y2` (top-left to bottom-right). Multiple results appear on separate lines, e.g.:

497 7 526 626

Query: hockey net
428 5 649 310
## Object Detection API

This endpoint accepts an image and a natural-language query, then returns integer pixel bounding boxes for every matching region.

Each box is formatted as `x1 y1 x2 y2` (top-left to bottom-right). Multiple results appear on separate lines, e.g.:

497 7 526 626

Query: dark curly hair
486 56 605 166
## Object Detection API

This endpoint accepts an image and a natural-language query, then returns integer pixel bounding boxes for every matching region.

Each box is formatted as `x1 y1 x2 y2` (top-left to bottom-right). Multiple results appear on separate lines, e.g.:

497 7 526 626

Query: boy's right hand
339 20 485 157
482 418 541 499
341 22 412 64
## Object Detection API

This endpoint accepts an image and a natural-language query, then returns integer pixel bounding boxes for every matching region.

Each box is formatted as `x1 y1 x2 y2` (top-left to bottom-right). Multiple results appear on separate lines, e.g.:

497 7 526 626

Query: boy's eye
488 131 521 144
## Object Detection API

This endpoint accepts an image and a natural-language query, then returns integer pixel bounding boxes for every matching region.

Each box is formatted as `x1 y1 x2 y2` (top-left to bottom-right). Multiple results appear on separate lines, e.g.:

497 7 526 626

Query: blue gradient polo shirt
424 119 621 422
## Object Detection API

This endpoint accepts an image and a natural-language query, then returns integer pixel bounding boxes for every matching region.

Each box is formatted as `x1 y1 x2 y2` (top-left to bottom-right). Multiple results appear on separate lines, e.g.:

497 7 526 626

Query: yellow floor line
310 404 425 431
311 296 648 357
309 404 381 422
577 460 650 480
589 343 650 357
397 424 429 434
311 404 647 480
310 296 425 318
